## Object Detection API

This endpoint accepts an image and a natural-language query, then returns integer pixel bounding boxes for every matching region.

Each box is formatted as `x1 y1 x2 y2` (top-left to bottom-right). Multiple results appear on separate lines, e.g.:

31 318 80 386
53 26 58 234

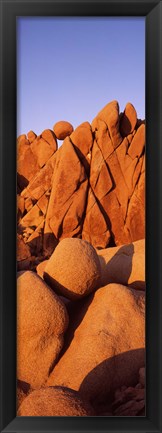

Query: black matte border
0 1 162 432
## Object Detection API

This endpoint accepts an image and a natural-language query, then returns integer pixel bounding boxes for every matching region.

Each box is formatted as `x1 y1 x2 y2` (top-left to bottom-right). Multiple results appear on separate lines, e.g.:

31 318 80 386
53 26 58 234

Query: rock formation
17 101 145 266
17 101 145 417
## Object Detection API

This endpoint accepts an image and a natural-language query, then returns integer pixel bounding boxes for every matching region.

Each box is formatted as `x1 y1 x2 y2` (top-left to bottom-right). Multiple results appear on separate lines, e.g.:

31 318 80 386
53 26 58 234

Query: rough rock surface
17 235 32 271
18 386 95 416
97 239 145 290
45 138 88 242
53 121 74 140
17 271 69 388
83 100 145 248
47 284 145 407
44 238 101 300
17 129 57 192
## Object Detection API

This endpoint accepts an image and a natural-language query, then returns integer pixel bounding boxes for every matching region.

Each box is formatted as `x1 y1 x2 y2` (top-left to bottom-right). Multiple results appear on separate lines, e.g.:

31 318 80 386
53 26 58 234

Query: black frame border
0 0 162 432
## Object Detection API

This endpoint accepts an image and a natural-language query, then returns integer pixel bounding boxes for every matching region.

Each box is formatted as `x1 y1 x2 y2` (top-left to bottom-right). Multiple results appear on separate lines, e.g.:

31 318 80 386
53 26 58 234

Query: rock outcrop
17 100 145 260
17 101 145 417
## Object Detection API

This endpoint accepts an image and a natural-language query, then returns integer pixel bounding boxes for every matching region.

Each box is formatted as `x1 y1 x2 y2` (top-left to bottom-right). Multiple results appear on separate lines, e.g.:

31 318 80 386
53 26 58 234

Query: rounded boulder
17 271 69 388
53 121 73 140
44 238 101 300
17 386 95 416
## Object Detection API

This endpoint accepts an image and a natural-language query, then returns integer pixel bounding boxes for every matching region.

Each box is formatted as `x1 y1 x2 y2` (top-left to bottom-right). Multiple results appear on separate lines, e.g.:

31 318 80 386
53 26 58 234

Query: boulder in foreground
17 271 69 388
44 238 101 300
47 283 145 408
18 386 95 416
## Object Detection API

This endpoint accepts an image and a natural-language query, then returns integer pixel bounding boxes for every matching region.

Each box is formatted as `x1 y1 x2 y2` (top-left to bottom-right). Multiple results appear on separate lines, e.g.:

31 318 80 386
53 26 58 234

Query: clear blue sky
17 17 145 137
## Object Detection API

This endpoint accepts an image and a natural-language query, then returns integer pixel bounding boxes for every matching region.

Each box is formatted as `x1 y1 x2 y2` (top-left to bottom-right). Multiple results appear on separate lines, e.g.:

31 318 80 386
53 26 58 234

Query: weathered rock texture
17 271 69 388
18 386 95 416
46 284 145 408
17 101 145 260
97 238 145 290
44 238 101 299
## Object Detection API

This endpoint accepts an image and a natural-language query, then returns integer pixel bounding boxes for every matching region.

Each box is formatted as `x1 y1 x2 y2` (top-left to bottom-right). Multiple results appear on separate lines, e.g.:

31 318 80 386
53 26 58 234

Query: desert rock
97 239 145 290
18 386 94 416
36 259 48 279
44 238 101 300
17 271 69 388
53 120 74 140
47 284 145 407
120 103 137 137
27 130 37 143
17 235 32 271
45 137 88 242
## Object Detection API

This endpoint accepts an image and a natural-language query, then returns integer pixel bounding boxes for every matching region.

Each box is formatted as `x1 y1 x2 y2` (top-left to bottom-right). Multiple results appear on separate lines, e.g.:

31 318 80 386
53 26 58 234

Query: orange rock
44 238 101 300
26 220 45 255
97 239 145 290
17 140 39 190
126 170 145 242
53 120 73 140
87 116 145 247
21 152 57 201
120 103 137 137
47 284 145 407
41 129 57 151
17 235 32 271
27 130 37 143
17 386 95 416
70 122 93 172
17 271 69 388
17 195 25 220
36 259 48 279
128 124 145 159
82 187 111 248
31 137 55 168
18 203 44 230
92 100 122 149
45 137 88 241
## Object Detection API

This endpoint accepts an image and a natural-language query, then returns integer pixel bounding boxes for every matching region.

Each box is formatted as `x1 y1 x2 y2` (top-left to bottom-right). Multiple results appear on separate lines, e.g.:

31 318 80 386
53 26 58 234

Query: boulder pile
17 101 145 417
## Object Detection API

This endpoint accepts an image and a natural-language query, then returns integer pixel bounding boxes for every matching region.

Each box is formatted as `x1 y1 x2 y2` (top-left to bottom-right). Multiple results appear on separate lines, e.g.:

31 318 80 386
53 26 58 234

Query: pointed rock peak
120 102 137 137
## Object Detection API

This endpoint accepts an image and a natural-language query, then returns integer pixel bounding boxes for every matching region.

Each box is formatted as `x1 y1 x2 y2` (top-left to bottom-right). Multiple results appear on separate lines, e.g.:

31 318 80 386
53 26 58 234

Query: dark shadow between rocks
79 348 145 414
58 292 95 360
17 173 29 191
119 114 133 137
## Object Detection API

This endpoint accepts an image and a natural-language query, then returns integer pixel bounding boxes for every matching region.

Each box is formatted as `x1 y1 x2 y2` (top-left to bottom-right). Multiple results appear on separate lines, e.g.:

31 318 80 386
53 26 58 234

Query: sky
17 17 145 138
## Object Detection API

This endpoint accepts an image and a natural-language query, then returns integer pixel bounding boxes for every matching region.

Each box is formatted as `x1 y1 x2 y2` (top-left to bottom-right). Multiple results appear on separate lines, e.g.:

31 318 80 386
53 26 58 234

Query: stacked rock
17 101 145 416
17 100 145 269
